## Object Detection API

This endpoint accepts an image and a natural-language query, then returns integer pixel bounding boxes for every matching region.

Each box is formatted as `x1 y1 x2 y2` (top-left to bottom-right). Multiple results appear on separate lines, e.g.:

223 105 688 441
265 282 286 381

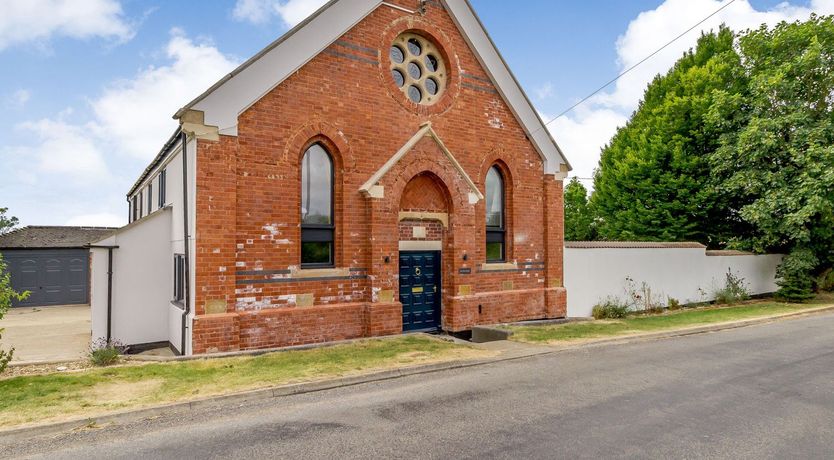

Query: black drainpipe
107 247 113 342
88 244 119 343
180 130 191 356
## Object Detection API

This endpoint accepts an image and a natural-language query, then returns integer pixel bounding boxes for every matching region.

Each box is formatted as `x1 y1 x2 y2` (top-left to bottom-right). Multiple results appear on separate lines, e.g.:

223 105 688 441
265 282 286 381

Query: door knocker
414 267 422 277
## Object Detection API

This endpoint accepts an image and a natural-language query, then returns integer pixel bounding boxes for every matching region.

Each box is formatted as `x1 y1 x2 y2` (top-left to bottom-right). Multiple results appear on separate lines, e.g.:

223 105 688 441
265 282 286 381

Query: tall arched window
301 143 334 267
485 165 505 262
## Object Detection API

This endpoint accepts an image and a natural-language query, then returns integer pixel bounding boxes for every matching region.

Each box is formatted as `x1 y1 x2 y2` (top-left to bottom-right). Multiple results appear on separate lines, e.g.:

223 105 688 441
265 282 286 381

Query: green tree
564 177 596 240
0 208 24 371
0 254 28 372
709 15 834 300
592 27 749 246
0 207 18 235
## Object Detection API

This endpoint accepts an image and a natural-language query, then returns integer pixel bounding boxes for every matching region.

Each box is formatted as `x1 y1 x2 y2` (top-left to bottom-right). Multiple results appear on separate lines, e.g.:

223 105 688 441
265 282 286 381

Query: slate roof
0 226 117 249
565 241 706 249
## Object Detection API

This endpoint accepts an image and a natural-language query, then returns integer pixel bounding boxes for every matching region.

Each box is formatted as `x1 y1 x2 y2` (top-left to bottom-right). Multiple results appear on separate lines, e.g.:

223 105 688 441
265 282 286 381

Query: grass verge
508 294 834 344
0 335 489 429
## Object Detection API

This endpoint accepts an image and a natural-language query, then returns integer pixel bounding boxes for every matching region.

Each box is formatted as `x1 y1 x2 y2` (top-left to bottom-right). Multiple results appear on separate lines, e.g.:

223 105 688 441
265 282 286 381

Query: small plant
623 276 665 314
592 299 630 319
88 338 125 366
667 297 682 311
1 253 30 373
816 268 834 292
713 269 750 305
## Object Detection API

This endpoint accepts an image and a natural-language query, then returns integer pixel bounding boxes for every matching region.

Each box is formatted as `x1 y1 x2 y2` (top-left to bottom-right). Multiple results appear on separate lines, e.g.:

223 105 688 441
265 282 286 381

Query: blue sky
1 0 830 227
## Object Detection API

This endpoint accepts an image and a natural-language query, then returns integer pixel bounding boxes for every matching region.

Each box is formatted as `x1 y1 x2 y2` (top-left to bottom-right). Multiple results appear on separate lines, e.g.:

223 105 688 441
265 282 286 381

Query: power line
538 0 737 129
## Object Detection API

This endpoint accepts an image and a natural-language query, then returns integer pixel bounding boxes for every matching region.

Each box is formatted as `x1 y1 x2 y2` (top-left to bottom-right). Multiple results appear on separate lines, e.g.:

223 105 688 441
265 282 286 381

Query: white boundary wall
565 244 783 318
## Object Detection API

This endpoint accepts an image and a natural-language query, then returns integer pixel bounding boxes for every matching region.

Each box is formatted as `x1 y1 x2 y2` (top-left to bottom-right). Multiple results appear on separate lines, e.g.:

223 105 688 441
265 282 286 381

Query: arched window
485 165 505 262
301 143 334 267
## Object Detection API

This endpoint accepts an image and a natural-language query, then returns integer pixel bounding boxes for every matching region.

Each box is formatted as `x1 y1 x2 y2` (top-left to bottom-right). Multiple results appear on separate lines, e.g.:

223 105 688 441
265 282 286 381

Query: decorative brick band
322 49 379 66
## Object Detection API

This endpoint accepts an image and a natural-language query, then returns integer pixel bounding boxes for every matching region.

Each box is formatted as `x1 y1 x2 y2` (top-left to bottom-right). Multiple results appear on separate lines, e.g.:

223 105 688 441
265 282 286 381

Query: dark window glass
301 144 332 225
407 62 421 80
425 54 438 72
158 169 166 208
486 243 504 262
392 69 405 87
408 85 422 103
139 192 143 218
485 166 505 262
173 254 185 302
131 196 138 222
302 242 332 265
301 143 334 267
390 46 404 64
147 184 153 214
407 38 422 56
425 77 438 95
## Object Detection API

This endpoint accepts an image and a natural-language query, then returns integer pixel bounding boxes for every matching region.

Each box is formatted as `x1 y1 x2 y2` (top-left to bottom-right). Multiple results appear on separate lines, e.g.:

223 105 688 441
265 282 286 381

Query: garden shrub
713 269 750 305
88 338 125 366
776 249 817 302
592 299 630 319
816 268 834 292
667 297 682 311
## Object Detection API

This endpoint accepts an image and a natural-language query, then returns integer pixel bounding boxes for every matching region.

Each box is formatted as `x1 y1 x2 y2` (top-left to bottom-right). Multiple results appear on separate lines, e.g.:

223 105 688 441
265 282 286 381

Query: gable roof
0 226 117 249
359 122 484 203
174 0 571 175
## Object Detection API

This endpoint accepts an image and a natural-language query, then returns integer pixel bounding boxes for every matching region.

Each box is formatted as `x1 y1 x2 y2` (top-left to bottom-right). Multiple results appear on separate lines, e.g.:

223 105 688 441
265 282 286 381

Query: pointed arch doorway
397 172 450 332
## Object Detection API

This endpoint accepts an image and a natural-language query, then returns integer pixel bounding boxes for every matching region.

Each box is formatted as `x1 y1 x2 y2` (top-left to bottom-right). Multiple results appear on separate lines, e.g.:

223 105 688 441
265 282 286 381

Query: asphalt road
4 313 834 459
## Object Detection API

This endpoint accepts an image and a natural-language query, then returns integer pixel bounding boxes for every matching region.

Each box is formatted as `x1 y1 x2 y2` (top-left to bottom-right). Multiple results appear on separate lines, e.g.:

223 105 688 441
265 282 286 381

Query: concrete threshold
2 305 833 441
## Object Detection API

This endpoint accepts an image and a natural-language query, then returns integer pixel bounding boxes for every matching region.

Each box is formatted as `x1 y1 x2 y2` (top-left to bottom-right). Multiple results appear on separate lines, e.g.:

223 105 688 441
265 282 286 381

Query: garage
0 226 116 307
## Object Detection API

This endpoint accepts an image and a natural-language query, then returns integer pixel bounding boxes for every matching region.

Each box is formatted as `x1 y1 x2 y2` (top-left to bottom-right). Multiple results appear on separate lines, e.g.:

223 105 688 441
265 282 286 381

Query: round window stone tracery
390 32 446 105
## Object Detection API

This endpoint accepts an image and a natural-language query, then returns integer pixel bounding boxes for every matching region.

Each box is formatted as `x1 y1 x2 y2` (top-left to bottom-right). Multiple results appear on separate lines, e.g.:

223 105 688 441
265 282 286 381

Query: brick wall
192 0 566 353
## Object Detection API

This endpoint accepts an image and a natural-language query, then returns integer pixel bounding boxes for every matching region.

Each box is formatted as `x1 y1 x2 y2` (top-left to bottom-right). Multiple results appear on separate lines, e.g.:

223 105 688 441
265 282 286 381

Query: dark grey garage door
3 249 89 307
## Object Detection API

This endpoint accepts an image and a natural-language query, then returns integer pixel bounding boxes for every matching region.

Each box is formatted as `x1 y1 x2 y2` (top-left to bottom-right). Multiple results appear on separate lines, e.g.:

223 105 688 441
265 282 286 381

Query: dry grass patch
0 335 490 429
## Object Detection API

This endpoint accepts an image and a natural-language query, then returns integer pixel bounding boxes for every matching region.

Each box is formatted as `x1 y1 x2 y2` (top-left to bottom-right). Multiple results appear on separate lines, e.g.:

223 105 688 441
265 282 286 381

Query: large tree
564 177 596 241
708 15 834 300
0 208 18 235
592 27 749 247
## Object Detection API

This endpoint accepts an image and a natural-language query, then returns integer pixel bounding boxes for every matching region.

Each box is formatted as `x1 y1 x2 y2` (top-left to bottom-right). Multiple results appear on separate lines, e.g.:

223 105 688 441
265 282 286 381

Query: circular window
390 32 446 105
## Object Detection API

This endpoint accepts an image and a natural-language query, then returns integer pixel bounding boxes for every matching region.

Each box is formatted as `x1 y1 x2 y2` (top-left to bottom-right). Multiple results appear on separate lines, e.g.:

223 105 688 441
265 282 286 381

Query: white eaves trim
174 0 571 174
179 0 381 135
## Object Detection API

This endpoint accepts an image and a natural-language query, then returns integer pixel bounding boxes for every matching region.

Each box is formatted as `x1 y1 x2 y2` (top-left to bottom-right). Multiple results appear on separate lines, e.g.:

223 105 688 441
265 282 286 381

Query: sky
1 0 832 228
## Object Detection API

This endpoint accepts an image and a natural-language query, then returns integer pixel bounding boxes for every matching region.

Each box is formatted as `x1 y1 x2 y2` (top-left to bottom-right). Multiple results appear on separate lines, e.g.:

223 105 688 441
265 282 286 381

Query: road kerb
1 305 831 441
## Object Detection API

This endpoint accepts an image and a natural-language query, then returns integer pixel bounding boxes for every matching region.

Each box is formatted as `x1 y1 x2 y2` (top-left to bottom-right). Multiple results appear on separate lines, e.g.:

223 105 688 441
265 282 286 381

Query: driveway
4 312 833 459
2 305 90 362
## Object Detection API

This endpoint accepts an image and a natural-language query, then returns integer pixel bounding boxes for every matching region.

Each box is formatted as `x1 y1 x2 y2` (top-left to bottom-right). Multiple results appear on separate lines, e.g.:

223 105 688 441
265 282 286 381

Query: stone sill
479 262 518 271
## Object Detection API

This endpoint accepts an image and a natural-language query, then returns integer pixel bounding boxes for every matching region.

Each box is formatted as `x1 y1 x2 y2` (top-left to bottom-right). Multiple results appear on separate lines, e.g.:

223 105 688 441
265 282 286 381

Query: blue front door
399 251 441 332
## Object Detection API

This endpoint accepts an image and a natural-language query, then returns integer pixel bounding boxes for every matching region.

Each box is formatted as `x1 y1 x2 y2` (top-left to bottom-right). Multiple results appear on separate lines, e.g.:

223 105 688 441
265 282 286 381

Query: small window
147 184 153 215
138 192 144 219
173 254 185 302
485 166 505 262
301 143 334 267
131 195 138 222
158 169 166 208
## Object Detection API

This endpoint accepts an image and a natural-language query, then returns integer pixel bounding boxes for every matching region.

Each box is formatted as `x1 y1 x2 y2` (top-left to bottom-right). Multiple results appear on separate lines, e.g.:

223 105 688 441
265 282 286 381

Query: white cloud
553 0 834 183
534 82 554 100
0 0 134 51
232 0 328 27
65 212 125 227
9 89 31 108
16 116 109 179
3 30 239 227
92 29 239 159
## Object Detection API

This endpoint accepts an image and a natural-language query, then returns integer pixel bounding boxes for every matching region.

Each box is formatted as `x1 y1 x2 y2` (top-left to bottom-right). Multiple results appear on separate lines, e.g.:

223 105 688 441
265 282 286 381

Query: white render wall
565 247 783 318
91 209 173 346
